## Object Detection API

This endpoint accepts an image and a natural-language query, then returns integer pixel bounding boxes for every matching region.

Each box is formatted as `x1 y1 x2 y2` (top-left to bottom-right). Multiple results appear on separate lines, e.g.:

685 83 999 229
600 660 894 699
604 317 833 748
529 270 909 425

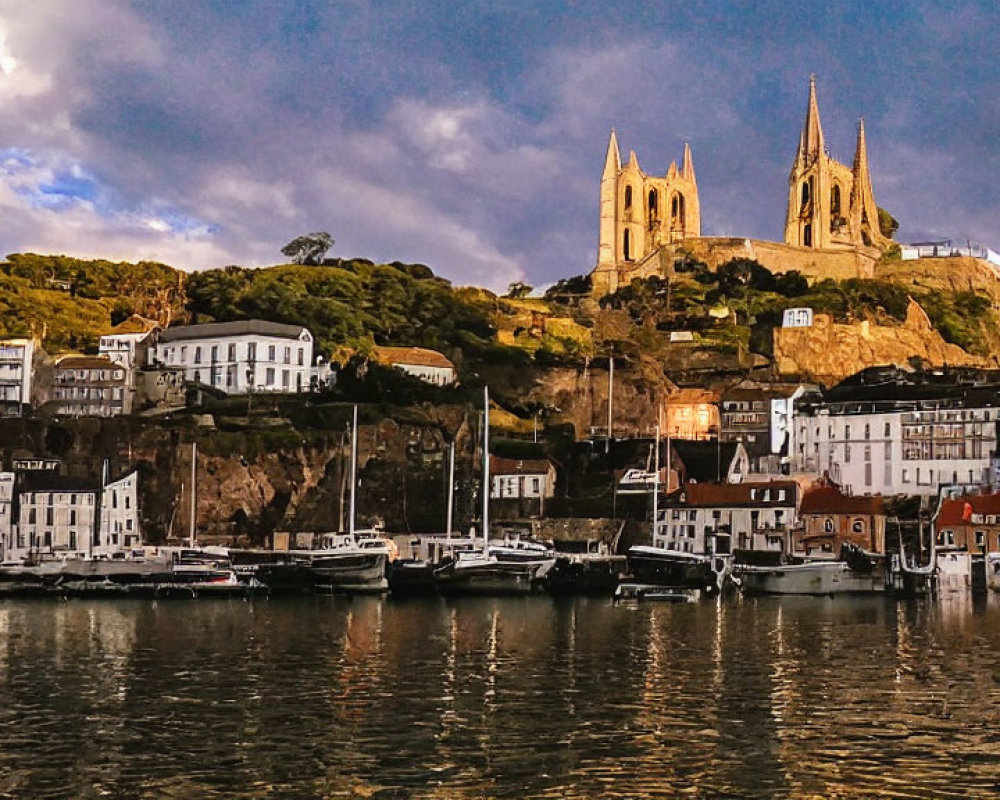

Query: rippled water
0 593 999 799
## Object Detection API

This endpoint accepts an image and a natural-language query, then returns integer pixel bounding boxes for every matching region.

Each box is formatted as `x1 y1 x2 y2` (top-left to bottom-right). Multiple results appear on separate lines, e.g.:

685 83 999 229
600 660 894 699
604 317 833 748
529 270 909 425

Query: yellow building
662 388 720 441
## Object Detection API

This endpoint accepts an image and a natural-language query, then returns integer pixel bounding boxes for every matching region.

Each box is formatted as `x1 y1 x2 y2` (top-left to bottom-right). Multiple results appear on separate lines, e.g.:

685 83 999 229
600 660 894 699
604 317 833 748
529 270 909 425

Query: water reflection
0 595 997 798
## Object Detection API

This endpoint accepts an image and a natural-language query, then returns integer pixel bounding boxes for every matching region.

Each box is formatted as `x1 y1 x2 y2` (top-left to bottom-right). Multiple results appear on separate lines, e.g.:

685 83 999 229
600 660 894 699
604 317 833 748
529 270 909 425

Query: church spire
851 116 871 206
682 142 696 184
602 129 621 178
800 74 824 163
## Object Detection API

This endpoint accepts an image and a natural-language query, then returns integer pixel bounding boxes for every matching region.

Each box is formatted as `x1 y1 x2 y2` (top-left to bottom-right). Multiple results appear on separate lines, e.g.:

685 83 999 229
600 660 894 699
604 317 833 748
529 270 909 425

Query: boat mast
606 356 614 454
483 386 490 553
446 440 455 535
349 404 358 537
189 441 197 549
652 424 660 544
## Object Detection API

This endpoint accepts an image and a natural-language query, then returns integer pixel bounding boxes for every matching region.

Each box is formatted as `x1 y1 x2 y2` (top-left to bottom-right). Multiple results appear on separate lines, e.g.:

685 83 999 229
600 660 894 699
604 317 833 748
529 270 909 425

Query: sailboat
619 425 731 601
434 387 556 595
386 440 479 596
301 405 390 593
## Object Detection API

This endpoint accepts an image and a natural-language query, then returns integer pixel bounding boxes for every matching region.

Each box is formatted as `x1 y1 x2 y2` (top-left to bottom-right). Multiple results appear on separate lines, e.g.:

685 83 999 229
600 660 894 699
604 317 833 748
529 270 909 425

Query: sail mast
483 386 490 552
189 441 197 549
652 424 660 544
349 405 358 537
446 440 455 535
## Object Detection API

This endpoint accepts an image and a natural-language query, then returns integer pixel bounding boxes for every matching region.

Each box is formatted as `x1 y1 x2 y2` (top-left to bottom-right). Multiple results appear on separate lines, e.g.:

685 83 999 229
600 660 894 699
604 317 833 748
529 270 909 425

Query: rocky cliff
773 299 991 385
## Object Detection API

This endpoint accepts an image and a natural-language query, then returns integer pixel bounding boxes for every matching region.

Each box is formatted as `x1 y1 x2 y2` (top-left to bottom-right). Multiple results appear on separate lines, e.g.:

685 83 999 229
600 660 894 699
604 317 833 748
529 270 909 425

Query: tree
281 232 334 265
505 281 533 299
877 207 899 240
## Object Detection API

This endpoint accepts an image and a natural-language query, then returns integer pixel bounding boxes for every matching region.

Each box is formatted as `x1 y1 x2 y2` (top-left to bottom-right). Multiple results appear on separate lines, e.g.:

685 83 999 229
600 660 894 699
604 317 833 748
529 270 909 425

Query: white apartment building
0 472 14 558
490 456 556 499
154 320 314 395
98 315 159 369
792 380 998 497
655 481 799 556
97 471 141 555
9 473 99 560
0 338 35 417
50 355 131 417
5 469 141 561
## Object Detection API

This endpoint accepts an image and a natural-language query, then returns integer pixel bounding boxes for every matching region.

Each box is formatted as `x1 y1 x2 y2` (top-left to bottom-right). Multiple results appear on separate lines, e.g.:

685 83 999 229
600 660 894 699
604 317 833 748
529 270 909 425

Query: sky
0 1 996 292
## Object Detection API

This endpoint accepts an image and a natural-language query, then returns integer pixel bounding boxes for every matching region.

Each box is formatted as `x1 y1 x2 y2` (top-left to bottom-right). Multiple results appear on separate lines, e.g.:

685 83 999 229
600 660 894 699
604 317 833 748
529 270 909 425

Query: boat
620 424 731 598
303 406 390 593
547 539 628 595
434 387 556 596
735 543 887 595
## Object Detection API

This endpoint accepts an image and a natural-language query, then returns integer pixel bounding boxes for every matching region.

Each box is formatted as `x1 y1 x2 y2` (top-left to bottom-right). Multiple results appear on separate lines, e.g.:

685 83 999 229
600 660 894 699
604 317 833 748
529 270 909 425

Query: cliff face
773 299 990 385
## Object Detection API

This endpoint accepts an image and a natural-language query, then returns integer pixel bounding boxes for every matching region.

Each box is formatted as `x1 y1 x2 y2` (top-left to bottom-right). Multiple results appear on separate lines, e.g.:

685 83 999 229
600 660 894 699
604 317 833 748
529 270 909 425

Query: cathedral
592 76 891 295
784 75 889 253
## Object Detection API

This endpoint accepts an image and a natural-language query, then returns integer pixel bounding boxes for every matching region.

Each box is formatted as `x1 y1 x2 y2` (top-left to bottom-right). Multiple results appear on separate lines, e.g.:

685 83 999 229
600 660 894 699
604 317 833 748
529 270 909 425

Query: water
0 594 999 799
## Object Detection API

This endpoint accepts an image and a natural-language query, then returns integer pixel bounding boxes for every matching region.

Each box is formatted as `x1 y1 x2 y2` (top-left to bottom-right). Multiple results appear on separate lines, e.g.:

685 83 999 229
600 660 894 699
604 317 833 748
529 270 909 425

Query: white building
490 456 556 500
656 481 799 556
781 307 814 328
0 338 35 417
9 473 99 560
792 378 998 497
98 315 159 369
154 320 314 395
98 471 141 555
4 469 142 561
0 472 14 558
372 346 456 386
50 355 131 417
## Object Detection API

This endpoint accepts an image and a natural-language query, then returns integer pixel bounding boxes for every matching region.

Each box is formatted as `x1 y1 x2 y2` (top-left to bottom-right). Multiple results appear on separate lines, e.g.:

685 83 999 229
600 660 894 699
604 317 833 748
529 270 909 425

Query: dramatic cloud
0 0 995 290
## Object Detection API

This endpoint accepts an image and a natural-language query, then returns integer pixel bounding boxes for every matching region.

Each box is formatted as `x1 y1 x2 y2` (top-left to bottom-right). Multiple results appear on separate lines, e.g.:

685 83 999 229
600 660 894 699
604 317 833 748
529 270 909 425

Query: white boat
434 387 555 596
737 560 885 595
620 424 731 597
304 406 389 593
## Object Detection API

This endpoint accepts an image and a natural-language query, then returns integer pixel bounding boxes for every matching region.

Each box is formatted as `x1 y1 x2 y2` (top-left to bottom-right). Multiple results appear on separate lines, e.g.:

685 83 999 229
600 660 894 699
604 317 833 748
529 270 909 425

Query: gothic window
624 185 633 211
623 229 632 261
831 184 842 216
803 224 812 247
670 193 686 230
801 181 810 210
648 189 658 224
824 517 834 533
852 519 864 533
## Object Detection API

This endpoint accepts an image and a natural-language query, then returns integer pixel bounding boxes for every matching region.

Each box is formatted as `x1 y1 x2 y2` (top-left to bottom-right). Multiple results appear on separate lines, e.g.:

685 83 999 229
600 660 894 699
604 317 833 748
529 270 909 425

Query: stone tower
784 76 890 252
593 131 701 294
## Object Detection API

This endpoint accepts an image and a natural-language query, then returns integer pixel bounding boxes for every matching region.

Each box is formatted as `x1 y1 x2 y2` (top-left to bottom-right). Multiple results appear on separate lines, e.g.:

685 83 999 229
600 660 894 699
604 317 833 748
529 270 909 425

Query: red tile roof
671 480 798 507
490 455 553 475
799 485 884 515
937 494 1000 526
372 346 454 370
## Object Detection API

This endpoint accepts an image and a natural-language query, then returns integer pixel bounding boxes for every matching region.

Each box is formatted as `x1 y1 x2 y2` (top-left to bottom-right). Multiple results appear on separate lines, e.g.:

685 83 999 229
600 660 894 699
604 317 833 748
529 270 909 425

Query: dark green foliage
877 207 899 240
544 274 592 298
774 270 809 296
490 439 547 460
184 261 494 362
920 290 992 353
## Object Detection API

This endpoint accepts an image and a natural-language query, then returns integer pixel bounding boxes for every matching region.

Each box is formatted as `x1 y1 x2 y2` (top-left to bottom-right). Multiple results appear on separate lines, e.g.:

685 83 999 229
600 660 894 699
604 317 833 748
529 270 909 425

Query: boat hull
310 552 388 593
738 562 886 595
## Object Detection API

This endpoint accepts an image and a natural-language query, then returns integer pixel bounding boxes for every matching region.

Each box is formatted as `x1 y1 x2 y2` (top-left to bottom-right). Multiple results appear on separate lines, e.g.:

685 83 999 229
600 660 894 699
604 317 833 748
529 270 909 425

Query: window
624 185 632 210
845 424 851 439
884 443 891 461
864 423 870 439
884 421 891 437
852 519 864 533
284 346 291 364
623 229 631 261
975 531 985 548
228 343 237 361
298 348 304 366
194 346 202 364
265 367 275 386
211 345 219 362
845 444 851 463
282 369 290 389
824 518 834 533
180 345 187 361
268 345 276 361
248 343 257 361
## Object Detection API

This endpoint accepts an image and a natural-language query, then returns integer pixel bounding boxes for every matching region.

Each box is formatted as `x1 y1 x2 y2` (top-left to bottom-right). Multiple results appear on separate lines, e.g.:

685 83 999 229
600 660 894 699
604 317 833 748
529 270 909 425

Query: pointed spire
667 160 678 180
682 142 696 184
626 150 639 170
801 73 824 162
602 129 621 177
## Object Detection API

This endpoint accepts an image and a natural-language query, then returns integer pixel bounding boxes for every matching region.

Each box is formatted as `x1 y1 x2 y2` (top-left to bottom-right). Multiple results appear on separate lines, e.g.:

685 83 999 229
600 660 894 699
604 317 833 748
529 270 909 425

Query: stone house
372 346 456 386
791 482 885 558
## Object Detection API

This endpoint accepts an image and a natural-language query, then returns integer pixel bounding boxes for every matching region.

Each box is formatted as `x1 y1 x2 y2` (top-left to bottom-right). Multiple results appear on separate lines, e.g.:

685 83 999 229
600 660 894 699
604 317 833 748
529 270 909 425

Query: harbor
0 592 998 799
